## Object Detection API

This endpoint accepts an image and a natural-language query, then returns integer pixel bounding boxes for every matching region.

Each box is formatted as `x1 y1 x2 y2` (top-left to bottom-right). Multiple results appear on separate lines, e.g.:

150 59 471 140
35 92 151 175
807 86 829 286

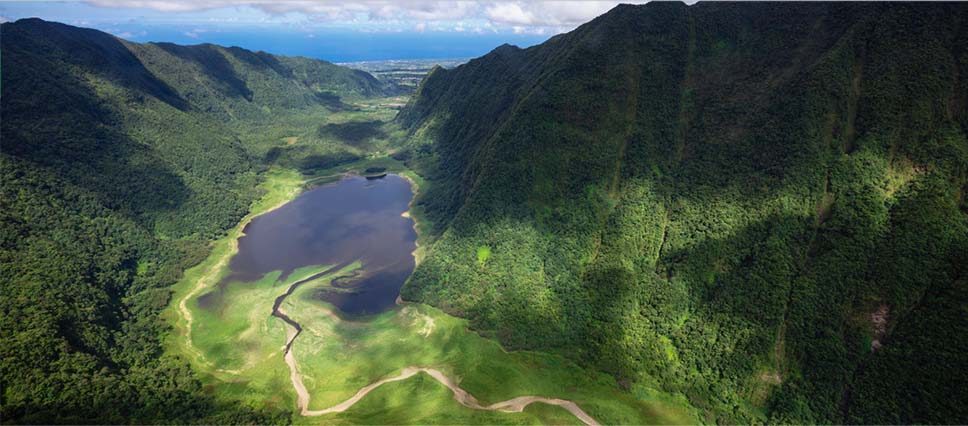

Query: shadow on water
203 174 417 316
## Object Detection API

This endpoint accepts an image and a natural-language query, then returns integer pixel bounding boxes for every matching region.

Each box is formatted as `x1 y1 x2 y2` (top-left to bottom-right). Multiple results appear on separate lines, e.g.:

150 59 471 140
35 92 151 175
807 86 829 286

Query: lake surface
219 174 417 315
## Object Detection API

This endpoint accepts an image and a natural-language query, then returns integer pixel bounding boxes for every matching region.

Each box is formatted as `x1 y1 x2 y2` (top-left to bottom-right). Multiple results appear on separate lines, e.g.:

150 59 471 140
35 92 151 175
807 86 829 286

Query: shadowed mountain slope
398 3 968 423
0 18 386 423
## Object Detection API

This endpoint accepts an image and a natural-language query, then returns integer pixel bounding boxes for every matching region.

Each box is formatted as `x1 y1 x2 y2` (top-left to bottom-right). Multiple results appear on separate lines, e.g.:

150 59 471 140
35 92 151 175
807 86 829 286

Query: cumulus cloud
84 0 648 34
87 0 480 20
485 3 532 25
87 0 228 12
486 1 634 27
368 1 479 21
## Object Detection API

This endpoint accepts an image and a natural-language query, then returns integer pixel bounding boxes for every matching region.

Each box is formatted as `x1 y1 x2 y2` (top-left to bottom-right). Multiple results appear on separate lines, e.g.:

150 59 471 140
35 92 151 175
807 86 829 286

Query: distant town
339 58 469 92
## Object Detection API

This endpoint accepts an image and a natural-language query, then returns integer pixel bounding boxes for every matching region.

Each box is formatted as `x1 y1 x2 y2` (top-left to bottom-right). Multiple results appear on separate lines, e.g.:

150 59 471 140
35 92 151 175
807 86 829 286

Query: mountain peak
494 43 520 53
11 17 48 24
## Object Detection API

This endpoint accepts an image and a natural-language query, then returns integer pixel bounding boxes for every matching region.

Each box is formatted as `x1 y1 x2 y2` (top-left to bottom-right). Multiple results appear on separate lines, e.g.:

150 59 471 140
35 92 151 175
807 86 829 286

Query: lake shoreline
167 168 305 369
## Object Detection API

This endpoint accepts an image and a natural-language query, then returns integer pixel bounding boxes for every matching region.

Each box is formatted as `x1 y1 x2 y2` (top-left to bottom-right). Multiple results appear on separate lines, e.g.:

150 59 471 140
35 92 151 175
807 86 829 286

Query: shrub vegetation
398 3 968 423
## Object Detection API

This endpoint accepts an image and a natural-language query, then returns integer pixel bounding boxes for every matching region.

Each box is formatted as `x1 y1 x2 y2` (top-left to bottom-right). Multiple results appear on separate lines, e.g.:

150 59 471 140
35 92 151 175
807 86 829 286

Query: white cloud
184 27 210 38
368 1 479 21
486 1 641 27
83 1 649 34
87 0 230 12
485 3 532 25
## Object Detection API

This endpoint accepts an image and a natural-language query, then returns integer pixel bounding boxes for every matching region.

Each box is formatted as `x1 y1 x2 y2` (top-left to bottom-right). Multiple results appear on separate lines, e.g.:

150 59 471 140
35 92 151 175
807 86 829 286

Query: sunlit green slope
397 3 968 423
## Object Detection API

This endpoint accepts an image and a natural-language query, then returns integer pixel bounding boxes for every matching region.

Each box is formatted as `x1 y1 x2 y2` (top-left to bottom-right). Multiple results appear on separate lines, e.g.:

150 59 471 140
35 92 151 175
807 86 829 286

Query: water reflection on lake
219 174 416 315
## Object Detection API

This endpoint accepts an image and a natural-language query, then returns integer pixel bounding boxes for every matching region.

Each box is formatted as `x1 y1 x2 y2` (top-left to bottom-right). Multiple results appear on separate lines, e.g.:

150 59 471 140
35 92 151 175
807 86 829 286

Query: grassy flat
289 275 698 424
173 257 698 423
165 165 698 425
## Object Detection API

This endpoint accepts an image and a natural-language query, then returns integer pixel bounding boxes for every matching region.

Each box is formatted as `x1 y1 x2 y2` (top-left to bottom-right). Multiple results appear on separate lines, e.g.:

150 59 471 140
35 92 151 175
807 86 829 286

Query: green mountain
397 2 968 423
0 18 387 423
5 4 968 424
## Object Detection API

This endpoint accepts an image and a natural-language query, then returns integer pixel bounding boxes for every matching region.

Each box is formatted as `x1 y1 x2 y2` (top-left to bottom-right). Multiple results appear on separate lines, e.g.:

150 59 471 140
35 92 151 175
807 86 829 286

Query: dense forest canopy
397 2 968 424
0 18 388 423
3 1 968 423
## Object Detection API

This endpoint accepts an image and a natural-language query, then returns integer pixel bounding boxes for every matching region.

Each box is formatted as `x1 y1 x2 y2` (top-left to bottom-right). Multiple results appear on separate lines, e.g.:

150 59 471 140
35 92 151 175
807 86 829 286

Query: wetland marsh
169 169 697 425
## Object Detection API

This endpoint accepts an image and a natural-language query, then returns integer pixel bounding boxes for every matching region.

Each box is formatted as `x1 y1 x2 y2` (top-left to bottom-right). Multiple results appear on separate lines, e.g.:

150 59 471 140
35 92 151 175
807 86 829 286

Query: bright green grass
162 167 303 367
280 266 699 425
477 245 491 265
190 264 345 410
166 164 698 425
176 256 698 424
319 374 561 425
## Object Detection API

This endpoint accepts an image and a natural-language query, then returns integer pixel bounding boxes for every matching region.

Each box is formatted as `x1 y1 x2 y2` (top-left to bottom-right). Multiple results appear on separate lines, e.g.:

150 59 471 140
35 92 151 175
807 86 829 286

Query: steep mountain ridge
2 18 389 236
0 19 386 423
398 2 968 423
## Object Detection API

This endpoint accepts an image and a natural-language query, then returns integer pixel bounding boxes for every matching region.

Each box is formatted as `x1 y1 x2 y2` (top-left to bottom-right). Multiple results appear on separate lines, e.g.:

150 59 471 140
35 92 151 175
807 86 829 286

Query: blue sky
0 1 649 61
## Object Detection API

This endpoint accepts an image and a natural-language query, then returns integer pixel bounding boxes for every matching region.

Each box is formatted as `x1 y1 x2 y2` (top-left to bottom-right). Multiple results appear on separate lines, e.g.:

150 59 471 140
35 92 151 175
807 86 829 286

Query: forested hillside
0 18 386 423
398 2 968 423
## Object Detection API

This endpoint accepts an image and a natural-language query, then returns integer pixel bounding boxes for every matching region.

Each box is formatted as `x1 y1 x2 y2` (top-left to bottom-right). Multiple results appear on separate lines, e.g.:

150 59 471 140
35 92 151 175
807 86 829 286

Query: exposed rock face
871 304 890 352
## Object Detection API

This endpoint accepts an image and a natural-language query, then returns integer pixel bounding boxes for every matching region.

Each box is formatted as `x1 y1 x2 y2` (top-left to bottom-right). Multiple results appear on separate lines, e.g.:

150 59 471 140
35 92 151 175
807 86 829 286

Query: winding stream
270 264 347 353
200 174 599 424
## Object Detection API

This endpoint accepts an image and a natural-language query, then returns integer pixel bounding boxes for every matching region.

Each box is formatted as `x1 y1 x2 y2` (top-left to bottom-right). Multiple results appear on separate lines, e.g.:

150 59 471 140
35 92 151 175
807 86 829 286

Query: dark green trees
0 18 385 423
398 3 968 423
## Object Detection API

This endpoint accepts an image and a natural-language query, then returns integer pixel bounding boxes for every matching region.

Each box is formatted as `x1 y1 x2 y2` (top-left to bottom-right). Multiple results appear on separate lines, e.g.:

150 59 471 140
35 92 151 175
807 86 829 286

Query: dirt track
285 361 600 425
182 179 598 425
178 197 293 366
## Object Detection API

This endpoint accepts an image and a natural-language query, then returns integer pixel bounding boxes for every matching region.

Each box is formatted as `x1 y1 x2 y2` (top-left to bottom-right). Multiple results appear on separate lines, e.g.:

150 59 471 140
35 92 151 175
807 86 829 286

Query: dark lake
212 174 417 316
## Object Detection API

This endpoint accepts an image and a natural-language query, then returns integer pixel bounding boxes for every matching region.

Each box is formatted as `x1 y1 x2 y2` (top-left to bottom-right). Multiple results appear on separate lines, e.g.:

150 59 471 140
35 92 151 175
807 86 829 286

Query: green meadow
164 164 698 425
176 257 699 424
286 267 699 425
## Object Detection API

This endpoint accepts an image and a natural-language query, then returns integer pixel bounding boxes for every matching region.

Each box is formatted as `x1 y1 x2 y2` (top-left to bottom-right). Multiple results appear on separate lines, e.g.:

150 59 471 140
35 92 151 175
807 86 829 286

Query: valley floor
163 160 700 425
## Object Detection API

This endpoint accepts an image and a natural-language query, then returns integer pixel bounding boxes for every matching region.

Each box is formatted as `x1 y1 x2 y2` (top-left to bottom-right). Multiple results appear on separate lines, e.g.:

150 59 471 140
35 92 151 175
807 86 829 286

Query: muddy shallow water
212 174 416 315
